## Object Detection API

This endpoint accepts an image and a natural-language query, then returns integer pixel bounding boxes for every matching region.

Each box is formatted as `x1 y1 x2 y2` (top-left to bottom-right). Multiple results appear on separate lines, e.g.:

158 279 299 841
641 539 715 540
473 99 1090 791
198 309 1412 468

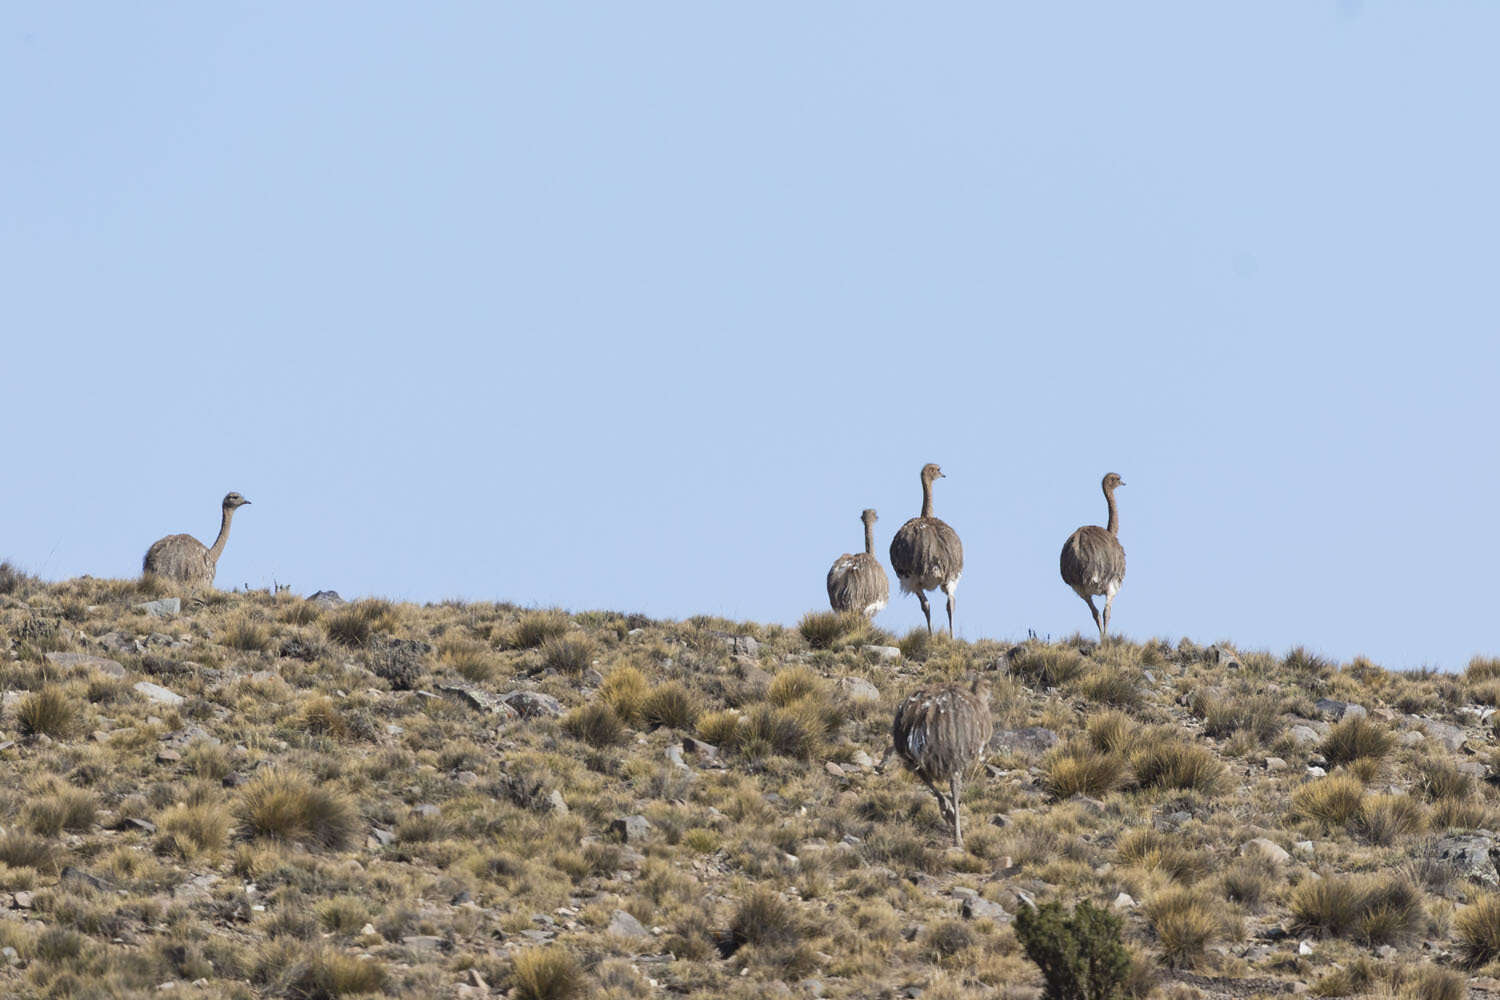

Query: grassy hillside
1 565 1499 999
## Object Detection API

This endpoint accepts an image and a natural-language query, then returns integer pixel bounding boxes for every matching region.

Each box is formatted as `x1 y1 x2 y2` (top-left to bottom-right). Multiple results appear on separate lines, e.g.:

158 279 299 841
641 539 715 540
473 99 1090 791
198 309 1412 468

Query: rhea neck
863 518 876 556
1103 483 1120 536
207 504 237 563
920 476 935 519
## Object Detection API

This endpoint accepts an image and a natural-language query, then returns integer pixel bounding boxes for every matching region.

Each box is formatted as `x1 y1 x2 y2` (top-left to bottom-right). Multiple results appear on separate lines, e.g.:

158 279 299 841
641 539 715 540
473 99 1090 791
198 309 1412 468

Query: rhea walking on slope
1060 472 1126 643
892 677 993 846
826 509 889 618
889 463 963 635
143 492 252 590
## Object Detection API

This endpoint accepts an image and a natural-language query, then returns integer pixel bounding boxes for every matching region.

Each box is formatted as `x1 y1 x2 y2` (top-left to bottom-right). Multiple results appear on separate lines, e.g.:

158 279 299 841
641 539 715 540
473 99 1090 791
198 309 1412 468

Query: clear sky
4 4 1497 671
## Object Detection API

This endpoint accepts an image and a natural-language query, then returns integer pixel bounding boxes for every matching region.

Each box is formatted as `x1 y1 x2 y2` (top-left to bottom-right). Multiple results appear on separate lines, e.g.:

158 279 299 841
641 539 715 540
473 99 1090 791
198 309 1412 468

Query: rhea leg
949 774 964 847
921 775 955 827
942 583 957 637
1084 594 1103 642
917 592 933 634
1102 583 1118 644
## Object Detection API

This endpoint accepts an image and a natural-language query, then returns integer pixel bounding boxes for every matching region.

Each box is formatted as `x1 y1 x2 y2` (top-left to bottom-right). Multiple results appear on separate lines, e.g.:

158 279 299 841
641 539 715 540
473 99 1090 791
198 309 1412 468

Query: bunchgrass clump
1130 738 1226 795
1292 773 1366 828
18 685 75 739
0 832 56 873
1320 714 1394 767
0 561 33 596
1200 693 1282 742
325 600 396 647
1074 665 1142 708
640 681 701 731
737 705 821 761
1011 646 1087 688
1145 887 1233 968
511 945 584 1000
158 801 232 858
562 702 628 747
1115 828 1208 883
724 888 805 953
512 611 570 650
1086 710 1138 755
1043 743 1125 799
24 784 97 836
600 666 649 726
798 611 860 650
541 634 594 674
1458 893 1500 968
237 770 358 850
1350 793 1426 845
767 666 826 707
222 617 272 652
1291 875 1423 945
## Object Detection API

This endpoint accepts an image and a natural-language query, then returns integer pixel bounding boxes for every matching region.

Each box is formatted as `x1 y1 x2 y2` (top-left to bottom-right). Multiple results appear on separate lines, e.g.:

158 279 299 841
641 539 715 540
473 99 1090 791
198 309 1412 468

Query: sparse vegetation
1014 899 1131 1000
0 575 1490 997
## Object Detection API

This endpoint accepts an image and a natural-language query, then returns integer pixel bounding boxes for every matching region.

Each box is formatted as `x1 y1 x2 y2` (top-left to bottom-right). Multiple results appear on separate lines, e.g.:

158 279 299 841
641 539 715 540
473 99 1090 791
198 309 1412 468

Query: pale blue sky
4 4 1497 670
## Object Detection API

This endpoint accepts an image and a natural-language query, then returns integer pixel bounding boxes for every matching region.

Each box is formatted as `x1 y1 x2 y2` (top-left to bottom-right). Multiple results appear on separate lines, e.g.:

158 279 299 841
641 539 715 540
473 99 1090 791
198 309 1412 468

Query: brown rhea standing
142 492 252 590
892 677 993 846
826 508 890 618
1059 473 1127 643
888 463 963 635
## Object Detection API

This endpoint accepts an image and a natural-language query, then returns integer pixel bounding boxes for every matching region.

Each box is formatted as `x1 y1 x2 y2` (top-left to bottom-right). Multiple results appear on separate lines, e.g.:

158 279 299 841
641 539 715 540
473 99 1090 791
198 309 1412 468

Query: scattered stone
1421 719 1465 750
369 827 396 847
1113 893 1135 909
850 749 875 769
437 683 518 718
1293 841 1315 856
862 645 901 663
135 598 181 618
98 632 137 655
836 676 881 703
133 681 183 706
1264 757 1288 772
1242 838 1290 865
359 923 378 937
45 652 125 678
1305 766 1327 778
1399 730 1426 747
173 874 218 902
1289 725 1321 746
412 804 441 819
402 935 446 953
990 727 1060 757
13 891 35 909
722 634 759 657
307 590 345 608
546 790 569 815
666 745 690 770
1314 698 1366 721
825 761 846 778
960 896 1011 922
156 748 181 764
610 815 653 843
682 737 721 763
1 946 17 965
501 689 564 719
1434 833 1500 886
1298 940 1315 956
1208 645 1242 669
120 817 158 835
608 909 651 938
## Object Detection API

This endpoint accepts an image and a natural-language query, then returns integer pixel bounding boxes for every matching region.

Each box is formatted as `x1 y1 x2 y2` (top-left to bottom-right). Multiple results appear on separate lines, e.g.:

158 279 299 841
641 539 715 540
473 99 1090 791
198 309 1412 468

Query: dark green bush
1015 900 1131 1000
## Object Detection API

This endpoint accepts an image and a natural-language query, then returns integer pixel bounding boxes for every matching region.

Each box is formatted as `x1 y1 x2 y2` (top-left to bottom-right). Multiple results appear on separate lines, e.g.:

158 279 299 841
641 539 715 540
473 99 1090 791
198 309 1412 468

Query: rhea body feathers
143 492 252 590
891 678 993 846
1060 472 1126 643
888 463 963 635
827 509 889 618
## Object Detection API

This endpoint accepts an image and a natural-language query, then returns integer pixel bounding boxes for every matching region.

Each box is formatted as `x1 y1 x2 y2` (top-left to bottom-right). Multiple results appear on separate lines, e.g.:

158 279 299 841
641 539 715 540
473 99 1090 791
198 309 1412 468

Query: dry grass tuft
1457 893 1500 968
1145 886 1235 968
640 680 701 731
511 945 584 1000
512 610 571 650
798 611 861 650
1010 646 1087 688
1130 738 1226 795
237 769 358 850
1321 714 1395 766
541 633 594 674
1291 875 1424 945
1350 793 1427 845
1292 773 1366 828
18 685 75 739
600 666 649 726
1043 742 1126 799
562 702 628 747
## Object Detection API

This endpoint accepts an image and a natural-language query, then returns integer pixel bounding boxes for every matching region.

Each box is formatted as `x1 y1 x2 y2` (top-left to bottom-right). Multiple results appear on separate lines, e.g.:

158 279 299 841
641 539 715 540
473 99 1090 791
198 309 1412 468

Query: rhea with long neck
862 509 878 555
1104 475 1121 535
207 499 241 566
920 464 939 519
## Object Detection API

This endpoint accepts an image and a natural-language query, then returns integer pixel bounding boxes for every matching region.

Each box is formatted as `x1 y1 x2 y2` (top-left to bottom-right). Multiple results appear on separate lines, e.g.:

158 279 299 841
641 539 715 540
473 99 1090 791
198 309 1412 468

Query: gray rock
990 727 1060 757
1112 892 1135 909
836 676 881 703
501 689 564 719
97 632 137 655
607 909 651 938
1315 698 1366 721
1400 730 1426 747
1306 766 1327 777
412 804 441 818
1432 833 1500 886
369 827 396 846
135 598 181 618
1264 757 1288 772
1421 719 1466 751
45 652 125 678
960 896 1011 922
862 645 901 663
437 683 518 718
1241 838 1290 865
665 745 690 770
119 817 158 835
307 590 345 608
133 681 183 706
724 634 760 656
546 790 568 815
401 935 447 953
610 815 653 843
1208 645 1242 669
1289 725 1321 746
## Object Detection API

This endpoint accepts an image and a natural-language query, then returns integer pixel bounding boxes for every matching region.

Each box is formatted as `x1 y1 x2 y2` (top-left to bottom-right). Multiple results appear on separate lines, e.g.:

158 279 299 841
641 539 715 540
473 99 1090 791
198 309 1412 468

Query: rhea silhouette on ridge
892 677 993 846
888 463 963 635
143 492 252 590
826 509 890 618
1060 472 1126 643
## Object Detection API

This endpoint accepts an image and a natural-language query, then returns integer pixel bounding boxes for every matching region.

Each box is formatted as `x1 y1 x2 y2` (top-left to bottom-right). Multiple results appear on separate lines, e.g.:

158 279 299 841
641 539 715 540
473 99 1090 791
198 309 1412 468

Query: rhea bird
826 508 890 618
142 492 252 590
892 677 993 846
1059 473 1126 643
888 463 963 635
